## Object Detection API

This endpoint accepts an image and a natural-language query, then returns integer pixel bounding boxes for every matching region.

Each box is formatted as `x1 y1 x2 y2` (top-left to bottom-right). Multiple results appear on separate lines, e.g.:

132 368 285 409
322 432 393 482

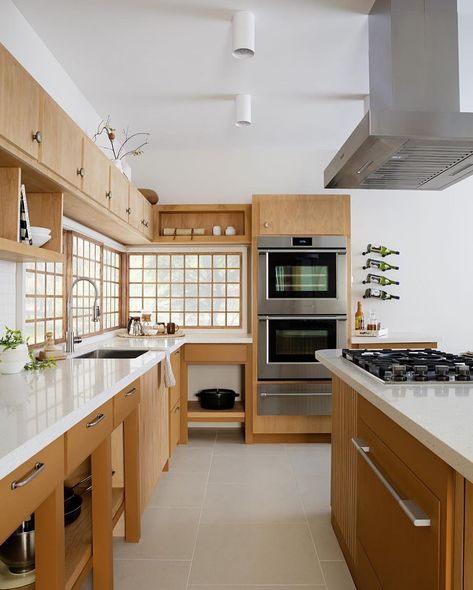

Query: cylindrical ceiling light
232 11 255 59
235 94 252 127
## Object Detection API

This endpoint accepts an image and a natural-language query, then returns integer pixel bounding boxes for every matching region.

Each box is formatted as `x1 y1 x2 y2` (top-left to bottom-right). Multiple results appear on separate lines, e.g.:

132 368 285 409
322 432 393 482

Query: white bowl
30 226 51 234
31 234 51 248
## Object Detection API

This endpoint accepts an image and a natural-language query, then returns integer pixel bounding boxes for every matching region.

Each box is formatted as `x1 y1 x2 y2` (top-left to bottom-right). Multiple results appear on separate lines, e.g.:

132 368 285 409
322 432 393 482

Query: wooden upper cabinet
39 94 83 189
142 199 154 240
109 163 129 222
0 45 41 159
82 138 111 208
253 195 351 236
128 185 144 231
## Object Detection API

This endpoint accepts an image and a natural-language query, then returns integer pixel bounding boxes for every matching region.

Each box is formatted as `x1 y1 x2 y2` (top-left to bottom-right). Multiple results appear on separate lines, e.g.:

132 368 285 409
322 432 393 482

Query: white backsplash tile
0 261 17 335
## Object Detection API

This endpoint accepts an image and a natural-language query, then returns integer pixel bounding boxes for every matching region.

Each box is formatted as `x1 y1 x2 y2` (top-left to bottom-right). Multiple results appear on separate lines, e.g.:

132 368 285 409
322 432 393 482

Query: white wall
132 147 473 353
0 1 103 336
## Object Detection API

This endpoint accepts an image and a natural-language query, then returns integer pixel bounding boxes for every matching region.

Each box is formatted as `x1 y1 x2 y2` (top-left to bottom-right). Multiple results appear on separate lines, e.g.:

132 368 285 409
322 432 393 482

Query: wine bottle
362 273 400 286
354 301 365 330
362 244 400 257
363 288 400 300
362 258 399 272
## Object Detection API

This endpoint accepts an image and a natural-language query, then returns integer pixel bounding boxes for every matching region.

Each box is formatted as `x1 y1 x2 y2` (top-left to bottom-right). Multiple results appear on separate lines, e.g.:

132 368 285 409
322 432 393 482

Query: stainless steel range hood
324 0 473 191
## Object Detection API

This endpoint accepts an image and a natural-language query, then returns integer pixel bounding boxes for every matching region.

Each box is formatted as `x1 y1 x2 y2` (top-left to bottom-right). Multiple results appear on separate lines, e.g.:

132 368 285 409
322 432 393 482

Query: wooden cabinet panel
113 380 140 428
82 138 111 208
0 436 64 545
65 400 113 474
109 164 129 221
170 402 180 454
128 185 144 231
184 344 248 363
142 199 154 240
253 195 350 236
0 45 41 159
169 350 181 410
139 364 169 511
40 94 83 189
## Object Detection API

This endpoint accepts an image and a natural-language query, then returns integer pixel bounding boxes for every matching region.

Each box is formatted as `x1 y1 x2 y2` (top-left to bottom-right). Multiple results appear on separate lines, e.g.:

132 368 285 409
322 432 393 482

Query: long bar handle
260 392 330 397
86 413 105 428
11 462 45 490
351 437 431 527
125 387 137 398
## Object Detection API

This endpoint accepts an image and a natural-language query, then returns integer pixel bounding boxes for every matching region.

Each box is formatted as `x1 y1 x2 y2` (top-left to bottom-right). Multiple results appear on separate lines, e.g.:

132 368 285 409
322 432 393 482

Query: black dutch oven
64 474 92 526
196 388 239 410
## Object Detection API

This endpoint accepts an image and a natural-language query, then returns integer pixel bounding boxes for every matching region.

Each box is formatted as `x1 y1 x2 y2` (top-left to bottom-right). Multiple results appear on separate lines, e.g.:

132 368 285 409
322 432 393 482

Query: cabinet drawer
65 400 113 473
170 401 180 454
184 344 248 363
0 436 64 544
114 380 141 427
169 350 181 409
356 419 440 590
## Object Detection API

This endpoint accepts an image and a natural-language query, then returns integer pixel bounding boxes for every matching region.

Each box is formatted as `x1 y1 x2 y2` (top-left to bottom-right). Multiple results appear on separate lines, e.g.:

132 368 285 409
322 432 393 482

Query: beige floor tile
201 481 305 524
148 470 208 507
209 453 293 484
190 523 324 585
169 446 213 473
287 448 331 477
188 428 217 447
113 506 200 560
321 560 356 590
214 441 287 456
307 511 345 561
113 559 190 590
296 474 331 515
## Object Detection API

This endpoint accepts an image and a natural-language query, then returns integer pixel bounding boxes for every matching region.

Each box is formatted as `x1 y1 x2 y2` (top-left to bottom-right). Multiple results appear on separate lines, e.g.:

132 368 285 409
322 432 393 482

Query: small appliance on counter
127 316 143 336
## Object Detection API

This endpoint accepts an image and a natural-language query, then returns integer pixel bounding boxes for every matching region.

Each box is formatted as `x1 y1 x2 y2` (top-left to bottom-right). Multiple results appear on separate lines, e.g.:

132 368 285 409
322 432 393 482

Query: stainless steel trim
257 382 332 416
259 315 347 321
86 413 106 428
352 437 431 527
11 462 45 490
260 392 330 397
257 236 347 249
258 249 346 254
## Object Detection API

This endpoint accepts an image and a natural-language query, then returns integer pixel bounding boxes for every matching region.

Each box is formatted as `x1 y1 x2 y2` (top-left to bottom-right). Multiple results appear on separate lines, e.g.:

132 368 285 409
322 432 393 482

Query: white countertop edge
316 349 473 483
0 350 165 480
350 332 439 344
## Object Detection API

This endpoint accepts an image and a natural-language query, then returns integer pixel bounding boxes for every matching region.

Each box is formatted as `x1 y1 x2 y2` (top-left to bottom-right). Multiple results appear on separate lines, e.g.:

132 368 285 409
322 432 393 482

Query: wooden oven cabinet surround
0 42 154 255
330 374 471 590
250 194 351 442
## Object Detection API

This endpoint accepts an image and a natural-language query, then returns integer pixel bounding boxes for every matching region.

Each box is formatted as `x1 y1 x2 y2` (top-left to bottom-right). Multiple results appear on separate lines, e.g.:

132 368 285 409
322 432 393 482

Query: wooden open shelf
187 400 245 423
0 237 64 263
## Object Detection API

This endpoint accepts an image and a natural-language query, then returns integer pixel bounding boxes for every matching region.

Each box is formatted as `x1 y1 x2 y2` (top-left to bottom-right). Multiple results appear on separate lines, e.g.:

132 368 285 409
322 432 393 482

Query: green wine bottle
363 288 400 300
362 258 399 272
362 244 400 257
362 273 400 286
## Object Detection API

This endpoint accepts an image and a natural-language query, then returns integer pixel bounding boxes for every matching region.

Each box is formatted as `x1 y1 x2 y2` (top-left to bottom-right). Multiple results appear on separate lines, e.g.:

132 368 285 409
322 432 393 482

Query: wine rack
362 243 400 301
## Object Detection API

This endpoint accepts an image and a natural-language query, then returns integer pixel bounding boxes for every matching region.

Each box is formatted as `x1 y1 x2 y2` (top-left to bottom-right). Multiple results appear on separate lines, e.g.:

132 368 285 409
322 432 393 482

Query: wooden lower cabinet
139 363 170 511
169 350 181 455
331 376 457 589
170 401 181 454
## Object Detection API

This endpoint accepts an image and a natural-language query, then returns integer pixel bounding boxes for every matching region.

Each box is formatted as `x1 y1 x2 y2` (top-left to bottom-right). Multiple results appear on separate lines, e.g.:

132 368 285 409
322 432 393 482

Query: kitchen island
316 348 473 590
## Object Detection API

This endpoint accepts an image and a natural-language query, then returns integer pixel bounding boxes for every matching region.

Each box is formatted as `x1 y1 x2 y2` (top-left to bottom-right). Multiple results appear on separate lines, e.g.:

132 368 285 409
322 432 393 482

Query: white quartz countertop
350 331 439 345
0 332 252 480
316 349 473 483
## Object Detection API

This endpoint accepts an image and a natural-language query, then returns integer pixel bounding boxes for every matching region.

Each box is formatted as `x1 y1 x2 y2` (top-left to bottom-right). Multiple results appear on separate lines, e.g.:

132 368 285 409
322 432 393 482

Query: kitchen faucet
66 277 100 353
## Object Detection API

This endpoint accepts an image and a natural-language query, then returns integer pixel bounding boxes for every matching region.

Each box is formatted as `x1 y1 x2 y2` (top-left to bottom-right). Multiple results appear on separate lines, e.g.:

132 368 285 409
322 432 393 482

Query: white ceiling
13 0 376 151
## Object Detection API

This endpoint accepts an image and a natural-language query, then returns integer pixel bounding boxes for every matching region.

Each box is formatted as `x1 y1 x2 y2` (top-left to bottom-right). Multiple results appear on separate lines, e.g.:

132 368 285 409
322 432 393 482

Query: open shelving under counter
187 400 245 423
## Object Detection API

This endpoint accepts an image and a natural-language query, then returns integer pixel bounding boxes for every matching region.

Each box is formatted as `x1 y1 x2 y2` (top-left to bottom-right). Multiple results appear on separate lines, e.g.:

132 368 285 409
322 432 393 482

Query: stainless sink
75 349 148 359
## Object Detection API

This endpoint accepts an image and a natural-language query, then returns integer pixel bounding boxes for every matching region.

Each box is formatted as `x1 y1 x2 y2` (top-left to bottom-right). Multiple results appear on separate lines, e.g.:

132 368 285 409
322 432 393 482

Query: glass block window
102 247 121 331
24 262 64 345
128 253 242 328
72 234 102 337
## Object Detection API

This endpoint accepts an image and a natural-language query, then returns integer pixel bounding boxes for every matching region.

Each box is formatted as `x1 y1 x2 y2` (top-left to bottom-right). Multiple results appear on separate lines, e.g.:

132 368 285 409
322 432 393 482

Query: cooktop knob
392 364 407 382
435 365 450 381
455 364 471 381
413 365 428 381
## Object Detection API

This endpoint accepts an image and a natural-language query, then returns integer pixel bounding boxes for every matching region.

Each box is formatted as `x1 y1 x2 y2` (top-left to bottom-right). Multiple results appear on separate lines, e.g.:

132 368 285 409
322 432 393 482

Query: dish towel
162 350 176 387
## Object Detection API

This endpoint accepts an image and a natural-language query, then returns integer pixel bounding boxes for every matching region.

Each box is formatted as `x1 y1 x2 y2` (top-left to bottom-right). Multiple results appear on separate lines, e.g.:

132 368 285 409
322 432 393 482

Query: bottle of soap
354 301 365 331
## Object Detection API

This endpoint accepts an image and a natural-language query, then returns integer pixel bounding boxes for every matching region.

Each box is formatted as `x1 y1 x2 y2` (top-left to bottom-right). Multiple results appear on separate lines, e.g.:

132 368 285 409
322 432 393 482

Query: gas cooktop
342 348 473 383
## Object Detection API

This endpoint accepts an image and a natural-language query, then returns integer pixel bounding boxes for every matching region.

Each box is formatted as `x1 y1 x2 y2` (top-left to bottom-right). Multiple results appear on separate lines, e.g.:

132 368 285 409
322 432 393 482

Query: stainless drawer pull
125 388 137 398
352 437 431 527
260 392 330 397
11 462 45 490
86 413 105 428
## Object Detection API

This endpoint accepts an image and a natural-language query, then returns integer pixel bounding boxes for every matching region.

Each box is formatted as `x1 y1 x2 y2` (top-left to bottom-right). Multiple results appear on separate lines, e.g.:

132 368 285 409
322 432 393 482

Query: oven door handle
258 315 347 321
260 392 330 397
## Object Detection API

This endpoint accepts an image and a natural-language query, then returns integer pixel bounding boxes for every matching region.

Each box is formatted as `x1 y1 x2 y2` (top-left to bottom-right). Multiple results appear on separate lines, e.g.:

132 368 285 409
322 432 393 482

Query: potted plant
0 327 30 374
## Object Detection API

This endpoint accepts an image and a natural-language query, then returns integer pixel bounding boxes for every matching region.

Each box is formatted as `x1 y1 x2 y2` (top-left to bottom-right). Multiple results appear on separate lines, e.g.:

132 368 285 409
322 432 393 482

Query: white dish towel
162 349 176 387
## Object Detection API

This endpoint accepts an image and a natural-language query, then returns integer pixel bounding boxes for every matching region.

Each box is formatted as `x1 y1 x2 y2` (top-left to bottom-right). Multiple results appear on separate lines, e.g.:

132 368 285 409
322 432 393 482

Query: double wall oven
257 236 347 416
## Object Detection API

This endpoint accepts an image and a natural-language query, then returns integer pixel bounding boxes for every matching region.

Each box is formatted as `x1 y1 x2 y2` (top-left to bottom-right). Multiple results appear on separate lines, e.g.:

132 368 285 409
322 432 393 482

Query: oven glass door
267 318 337 364
267 251 337 300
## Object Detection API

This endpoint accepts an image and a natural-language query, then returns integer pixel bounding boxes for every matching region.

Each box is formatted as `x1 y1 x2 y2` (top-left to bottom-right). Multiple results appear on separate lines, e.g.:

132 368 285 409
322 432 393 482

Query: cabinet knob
126 207 131 215
32 130 42 144
77 167 86 177
263 222 270 229
106 191 112 199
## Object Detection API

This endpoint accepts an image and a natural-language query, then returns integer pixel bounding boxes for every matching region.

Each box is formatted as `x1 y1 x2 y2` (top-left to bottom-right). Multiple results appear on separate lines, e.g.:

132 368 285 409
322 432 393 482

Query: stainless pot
0 517 35 574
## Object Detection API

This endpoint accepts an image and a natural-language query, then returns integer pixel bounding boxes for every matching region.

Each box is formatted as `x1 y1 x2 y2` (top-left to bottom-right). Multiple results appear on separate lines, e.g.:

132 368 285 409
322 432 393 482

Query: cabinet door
40 95 84 188
109 164 129 221
128 185 144 231
82 138 111 208
142 199 154 240
169 350 181 410
255 195 350 236
170 402 180 454
0 45 41 159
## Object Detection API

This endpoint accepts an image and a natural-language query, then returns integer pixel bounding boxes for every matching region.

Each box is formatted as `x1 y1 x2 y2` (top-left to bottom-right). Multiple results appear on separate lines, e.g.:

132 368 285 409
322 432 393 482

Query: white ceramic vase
122 159 132 181
112 159 123 173
0 344 29 374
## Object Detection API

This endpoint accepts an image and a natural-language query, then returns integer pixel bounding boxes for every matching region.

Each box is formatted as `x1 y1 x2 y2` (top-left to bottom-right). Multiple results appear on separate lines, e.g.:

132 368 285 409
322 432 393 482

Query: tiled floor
112 428 356 590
